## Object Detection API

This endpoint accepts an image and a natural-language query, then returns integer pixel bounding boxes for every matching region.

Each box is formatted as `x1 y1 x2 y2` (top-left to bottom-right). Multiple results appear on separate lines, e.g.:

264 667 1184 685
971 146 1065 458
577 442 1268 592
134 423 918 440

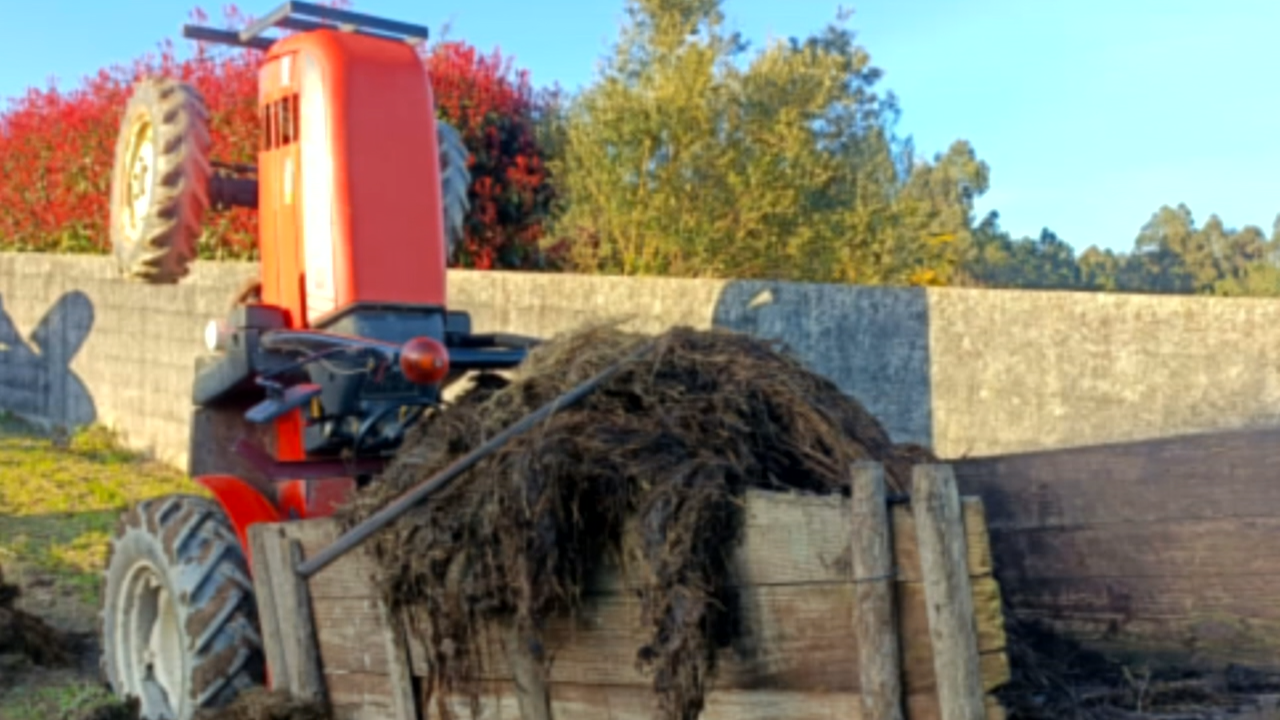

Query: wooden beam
286 491 995 600
284 495 1008 694
322 678 1014 720
376 594 419 720
913 464 986 720
851 462 904 720
263 529 327 701
989 517 1280 580
952 426 1280 531
320 672 398 720
247 522 288 692
502 623 552 720
952 426 1280 673
274 484 1010 716
309 583 1007 693
417 682 952 720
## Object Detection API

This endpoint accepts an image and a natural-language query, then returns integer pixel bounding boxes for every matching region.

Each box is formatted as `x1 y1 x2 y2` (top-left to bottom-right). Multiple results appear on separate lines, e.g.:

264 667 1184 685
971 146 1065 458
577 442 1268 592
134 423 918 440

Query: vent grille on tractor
262 94 300 150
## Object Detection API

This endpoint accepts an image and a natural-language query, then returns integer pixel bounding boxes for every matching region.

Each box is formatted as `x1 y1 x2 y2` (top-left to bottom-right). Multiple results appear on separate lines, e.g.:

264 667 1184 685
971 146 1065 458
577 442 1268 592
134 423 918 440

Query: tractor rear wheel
99 494 264 720
438 119 471 261
108 76 212 284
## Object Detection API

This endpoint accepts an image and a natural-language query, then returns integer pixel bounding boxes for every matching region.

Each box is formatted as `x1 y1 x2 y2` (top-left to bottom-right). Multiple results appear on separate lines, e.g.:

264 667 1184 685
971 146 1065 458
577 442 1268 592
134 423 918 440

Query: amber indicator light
399 336 450 385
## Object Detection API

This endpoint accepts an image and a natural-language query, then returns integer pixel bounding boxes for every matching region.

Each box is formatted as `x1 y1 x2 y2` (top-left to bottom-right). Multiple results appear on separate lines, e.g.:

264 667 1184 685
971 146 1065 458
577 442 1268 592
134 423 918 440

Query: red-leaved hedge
0 3 559 270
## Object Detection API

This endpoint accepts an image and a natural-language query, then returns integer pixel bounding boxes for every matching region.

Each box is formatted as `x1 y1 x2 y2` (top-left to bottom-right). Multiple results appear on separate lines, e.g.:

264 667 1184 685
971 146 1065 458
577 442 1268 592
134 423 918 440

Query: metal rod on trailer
294 339 658 579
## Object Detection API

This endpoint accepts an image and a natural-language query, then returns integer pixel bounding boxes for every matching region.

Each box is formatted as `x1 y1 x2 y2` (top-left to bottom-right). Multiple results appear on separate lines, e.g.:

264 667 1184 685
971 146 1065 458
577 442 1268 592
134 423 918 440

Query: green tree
1049 205 1280 297
544 0 988 285
1116 204 1273 294
958 213 1081 290
1078 247 1121 291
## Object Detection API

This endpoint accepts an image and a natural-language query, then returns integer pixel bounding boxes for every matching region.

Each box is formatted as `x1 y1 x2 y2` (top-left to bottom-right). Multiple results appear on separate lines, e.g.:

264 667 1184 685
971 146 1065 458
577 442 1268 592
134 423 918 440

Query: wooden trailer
246 463 1011 720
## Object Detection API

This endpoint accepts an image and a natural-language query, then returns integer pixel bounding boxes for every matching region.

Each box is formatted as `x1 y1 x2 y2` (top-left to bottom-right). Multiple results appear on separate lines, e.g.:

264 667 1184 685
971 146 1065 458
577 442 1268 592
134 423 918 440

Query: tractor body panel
258 30 449 331
249 30 454 520
257 50 304 327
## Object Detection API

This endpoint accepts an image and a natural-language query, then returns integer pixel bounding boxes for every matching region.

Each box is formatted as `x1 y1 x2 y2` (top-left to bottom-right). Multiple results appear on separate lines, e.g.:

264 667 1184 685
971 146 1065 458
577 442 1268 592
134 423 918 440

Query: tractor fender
194 474 283 569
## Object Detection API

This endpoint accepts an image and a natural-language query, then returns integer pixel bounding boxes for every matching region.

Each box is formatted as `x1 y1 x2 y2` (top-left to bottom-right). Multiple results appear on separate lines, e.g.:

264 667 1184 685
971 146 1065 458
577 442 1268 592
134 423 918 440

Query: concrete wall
4 252 1280 467
0 253 257 468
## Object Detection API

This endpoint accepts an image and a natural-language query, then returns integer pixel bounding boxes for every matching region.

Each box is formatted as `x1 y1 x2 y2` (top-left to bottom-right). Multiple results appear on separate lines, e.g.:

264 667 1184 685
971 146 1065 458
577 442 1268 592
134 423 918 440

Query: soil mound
76 697 141 720
192 689 331 720
335 325 933 719
65 688 330 720
999 616 1280 719
0 564 74 670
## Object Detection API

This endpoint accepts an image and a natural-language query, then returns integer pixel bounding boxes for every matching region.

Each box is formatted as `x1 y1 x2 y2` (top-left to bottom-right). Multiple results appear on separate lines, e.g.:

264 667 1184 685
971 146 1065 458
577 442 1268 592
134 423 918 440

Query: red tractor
98 4 532 717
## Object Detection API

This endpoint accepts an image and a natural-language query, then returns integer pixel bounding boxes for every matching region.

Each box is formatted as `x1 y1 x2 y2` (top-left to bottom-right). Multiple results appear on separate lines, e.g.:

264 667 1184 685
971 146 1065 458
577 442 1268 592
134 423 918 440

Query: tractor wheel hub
113 560 186 719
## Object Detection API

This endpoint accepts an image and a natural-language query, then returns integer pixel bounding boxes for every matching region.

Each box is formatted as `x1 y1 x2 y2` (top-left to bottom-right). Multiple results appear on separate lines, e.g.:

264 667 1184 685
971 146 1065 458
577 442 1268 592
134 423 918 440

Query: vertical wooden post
850 462 905 720
246 524 288 691
262 529 327 701
502 624 552 720
377 596 421 720
913 464 987 720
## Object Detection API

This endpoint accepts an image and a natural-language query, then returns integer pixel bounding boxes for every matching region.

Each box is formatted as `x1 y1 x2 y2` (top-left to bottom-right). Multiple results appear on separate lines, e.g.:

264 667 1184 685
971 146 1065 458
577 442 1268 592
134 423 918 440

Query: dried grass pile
335 325 934 719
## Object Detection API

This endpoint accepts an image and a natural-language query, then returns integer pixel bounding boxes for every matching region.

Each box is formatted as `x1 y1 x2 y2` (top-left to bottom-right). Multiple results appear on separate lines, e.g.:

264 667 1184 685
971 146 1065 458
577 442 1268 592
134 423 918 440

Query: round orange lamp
399 336 450 385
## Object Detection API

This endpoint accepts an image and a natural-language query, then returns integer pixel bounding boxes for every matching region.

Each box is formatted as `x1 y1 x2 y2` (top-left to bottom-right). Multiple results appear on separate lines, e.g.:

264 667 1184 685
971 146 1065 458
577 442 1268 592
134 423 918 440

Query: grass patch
0 412 195 607
0 674 116 720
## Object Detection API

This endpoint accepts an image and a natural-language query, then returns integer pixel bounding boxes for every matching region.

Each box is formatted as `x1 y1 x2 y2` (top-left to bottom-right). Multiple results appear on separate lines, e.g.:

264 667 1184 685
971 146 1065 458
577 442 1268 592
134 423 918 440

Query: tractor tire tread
108 76 212 285
438 119 471 260
100 493 264 717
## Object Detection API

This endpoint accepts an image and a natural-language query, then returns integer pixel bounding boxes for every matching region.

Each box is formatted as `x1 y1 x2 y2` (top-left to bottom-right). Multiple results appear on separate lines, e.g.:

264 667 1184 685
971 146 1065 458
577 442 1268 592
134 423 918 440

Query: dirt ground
998 616 1280 719
0 413 187 720
0 562 124 720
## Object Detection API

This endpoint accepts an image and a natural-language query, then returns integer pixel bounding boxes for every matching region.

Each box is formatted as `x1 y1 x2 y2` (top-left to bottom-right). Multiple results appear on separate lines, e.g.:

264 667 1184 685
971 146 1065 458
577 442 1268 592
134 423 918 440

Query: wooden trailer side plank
421 683 950 720
281 475 1011 718
285 491 992 599
292 506 1008 695
262 529 327 700
414 684 1007 720
952 430 1280 674
247 522 289 691
377 592 420 720
322 672 400 720
951 426 1280 531
989 516 1280 580
913 465 988 720
307 581 1008 692
501 622 553 720
851 462 905 720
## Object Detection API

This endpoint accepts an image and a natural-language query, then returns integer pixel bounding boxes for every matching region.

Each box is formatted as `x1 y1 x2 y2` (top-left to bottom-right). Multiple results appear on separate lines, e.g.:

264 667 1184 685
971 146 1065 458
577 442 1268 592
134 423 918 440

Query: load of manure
334 325 935 720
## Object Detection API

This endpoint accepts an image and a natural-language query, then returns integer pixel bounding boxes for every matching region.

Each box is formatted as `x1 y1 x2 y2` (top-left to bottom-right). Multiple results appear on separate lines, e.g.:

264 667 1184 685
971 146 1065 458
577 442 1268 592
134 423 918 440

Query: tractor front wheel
99 494 265 719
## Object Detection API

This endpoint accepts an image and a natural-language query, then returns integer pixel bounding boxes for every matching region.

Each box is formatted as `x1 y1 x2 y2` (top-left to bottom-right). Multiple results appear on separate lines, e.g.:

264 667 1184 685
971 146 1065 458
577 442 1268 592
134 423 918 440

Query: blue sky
1 0 1275 253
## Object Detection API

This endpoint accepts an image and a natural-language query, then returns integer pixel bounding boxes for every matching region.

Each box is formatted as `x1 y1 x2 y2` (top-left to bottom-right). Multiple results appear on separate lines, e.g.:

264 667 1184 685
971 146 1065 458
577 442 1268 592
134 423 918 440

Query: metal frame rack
182 0 428 51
